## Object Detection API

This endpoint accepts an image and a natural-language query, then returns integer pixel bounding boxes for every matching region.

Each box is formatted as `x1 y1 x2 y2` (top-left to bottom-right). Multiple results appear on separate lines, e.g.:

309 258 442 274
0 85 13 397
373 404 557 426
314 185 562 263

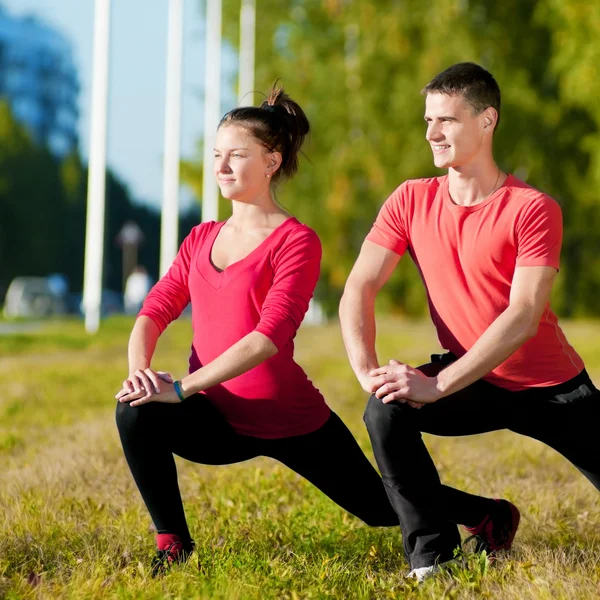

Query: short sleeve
365 183 409 256
515 195 562 270
254 227 321 351
139 225 206 332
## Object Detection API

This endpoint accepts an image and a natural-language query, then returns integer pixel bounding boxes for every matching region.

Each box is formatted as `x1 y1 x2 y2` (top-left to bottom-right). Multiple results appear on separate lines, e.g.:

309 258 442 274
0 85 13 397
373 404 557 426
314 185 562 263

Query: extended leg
509 371 600 492
269 412 399 527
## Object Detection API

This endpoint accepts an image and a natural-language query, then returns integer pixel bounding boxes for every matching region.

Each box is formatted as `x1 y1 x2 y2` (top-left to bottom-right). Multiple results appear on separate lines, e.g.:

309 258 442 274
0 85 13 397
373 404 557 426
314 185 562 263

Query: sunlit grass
1 316 599 598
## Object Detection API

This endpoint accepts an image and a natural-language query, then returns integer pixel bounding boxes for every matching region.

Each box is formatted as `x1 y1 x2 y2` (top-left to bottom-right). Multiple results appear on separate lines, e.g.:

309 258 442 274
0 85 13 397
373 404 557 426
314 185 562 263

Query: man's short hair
422 62 501 130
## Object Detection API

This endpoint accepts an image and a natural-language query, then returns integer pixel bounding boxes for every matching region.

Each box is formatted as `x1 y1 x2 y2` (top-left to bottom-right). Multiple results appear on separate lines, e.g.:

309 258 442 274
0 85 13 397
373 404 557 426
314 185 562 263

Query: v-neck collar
197 217 297 289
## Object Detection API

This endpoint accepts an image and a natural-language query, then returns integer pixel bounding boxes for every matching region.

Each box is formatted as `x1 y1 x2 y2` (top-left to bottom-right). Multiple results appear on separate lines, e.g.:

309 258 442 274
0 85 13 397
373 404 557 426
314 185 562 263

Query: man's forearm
436 304 538 397
339 284 380 377
128 315 161 372
180 331 277 397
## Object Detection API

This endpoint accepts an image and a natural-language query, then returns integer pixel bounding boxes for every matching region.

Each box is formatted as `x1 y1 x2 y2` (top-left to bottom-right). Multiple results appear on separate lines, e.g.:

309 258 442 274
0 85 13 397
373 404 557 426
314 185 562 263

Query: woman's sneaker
463 499 520 556
151 533 196 577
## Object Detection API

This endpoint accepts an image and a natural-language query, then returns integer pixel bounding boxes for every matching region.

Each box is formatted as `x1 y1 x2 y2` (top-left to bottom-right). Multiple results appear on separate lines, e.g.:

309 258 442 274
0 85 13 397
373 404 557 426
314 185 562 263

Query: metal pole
82 0 111 334
160 0 184 276
238 0 255 106
202 0 222 223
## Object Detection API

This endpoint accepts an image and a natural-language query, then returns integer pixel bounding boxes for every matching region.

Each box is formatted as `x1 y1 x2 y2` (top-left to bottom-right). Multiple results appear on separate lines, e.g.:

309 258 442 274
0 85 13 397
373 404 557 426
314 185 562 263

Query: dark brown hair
422 62 501 130
218 84 310 183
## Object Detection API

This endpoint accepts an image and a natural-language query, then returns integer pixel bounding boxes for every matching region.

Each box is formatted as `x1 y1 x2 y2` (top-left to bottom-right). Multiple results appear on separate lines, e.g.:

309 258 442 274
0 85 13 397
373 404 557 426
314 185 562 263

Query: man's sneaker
463 499 520 556
407 558 461 583
151 533 195 577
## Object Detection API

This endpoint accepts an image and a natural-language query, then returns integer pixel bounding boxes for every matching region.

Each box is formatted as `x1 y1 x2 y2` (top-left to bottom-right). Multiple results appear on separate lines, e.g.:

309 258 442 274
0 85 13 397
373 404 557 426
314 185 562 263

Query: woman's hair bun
219 81 310 182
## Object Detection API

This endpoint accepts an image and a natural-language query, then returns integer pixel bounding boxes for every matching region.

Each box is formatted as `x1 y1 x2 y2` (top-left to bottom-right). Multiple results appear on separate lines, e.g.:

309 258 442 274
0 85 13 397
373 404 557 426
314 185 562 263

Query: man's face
424 93 487 170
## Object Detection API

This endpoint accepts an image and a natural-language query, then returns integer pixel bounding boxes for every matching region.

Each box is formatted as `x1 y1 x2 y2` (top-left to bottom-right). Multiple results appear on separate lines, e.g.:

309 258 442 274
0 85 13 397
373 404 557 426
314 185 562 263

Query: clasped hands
115 368 181 407
360 359 442 409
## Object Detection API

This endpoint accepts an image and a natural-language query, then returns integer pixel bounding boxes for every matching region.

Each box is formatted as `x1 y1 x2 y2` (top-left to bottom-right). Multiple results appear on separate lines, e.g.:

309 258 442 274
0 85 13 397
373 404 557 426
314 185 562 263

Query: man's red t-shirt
366 174 584 391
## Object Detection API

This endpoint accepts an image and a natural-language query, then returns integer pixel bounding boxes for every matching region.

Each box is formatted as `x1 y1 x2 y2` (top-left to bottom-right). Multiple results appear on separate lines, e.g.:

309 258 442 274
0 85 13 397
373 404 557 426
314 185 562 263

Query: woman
115 86 397 575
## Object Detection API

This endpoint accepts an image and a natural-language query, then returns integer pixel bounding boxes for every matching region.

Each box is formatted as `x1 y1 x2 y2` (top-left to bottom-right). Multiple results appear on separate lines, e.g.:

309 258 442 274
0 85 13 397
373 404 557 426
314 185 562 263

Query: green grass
1 316 599 599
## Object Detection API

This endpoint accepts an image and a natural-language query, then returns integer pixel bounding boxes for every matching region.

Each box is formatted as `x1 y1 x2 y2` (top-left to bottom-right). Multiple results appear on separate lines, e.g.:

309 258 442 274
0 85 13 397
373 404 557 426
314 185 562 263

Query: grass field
1 316 599 599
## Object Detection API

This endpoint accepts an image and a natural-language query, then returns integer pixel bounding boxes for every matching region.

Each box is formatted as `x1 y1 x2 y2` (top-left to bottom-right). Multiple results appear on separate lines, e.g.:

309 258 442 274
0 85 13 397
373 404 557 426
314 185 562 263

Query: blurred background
2 4 600 596
1 0 599 323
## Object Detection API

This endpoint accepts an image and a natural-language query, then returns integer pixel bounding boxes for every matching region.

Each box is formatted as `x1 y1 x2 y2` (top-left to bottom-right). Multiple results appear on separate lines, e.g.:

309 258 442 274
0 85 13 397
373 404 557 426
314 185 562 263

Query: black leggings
364 354 600 570
116 398 398 542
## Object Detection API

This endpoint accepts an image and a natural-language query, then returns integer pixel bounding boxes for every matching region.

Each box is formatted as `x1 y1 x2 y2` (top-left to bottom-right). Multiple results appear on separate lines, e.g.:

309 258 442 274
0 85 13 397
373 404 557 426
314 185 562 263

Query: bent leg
363 372 509 569
268 412 399 527
115 396 259 540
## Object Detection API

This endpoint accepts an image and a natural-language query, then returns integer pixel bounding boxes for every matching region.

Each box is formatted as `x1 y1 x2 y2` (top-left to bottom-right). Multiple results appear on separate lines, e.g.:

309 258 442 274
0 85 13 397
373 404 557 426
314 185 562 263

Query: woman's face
214 125 278 201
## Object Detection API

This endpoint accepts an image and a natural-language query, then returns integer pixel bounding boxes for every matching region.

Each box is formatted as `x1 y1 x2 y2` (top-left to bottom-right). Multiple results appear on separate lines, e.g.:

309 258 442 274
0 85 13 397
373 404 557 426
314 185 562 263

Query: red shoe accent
152 533 195 576
156 533 183 554
463 499 520 555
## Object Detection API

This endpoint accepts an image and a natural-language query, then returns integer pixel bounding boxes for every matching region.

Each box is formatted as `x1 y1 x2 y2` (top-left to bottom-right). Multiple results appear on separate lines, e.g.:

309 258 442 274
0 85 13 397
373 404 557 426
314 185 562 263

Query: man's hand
116 369 178 406
369 359 442 407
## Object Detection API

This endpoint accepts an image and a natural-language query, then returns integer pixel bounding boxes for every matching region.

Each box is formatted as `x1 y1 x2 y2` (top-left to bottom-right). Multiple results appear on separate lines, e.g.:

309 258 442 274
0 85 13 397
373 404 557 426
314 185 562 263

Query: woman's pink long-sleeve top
139 217 330 438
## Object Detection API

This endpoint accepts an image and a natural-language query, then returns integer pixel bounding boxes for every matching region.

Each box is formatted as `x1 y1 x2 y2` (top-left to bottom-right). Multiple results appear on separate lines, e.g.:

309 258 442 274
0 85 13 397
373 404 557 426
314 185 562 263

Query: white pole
202 0 222 223
83 0 111 334
238 0 255 106
160 0 184 276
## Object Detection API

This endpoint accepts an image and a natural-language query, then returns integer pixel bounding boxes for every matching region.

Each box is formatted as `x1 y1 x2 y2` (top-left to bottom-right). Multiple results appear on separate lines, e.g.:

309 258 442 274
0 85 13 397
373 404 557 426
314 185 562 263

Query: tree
0 99 200 305
0 101 65 285
190 0 600 317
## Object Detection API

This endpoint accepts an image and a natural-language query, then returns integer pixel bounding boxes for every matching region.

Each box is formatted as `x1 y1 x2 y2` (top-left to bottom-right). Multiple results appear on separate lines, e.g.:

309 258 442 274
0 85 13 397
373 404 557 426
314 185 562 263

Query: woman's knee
115 400 156 435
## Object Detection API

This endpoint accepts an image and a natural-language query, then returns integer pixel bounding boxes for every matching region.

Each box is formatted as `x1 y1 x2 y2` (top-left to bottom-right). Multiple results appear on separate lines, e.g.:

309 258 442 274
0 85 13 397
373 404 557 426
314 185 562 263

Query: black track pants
364 354 600 569
116 398 399 542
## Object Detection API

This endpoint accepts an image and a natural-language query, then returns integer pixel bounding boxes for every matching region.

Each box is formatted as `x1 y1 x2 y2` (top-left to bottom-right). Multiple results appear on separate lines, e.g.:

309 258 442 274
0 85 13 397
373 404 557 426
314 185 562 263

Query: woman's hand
116 369 179 406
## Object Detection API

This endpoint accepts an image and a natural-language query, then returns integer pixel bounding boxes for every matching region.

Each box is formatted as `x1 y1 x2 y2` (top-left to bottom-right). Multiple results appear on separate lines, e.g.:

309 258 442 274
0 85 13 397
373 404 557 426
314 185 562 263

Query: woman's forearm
128 316 162 373
180 331 277 397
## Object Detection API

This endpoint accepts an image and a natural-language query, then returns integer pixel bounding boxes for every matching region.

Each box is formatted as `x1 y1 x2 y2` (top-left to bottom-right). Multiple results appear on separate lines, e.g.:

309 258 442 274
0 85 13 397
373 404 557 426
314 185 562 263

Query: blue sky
3 0 237 211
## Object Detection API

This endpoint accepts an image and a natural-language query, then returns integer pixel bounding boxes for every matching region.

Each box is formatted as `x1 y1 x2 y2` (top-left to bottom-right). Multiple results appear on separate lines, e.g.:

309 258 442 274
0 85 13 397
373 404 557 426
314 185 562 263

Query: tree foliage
190 0 600 316
0 101 198 302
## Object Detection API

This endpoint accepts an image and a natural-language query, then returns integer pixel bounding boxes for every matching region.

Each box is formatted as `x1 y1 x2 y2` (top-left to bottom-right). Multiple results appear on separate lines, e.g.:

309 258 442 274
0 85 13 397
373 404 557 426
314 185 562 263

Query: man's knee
363 394 402 435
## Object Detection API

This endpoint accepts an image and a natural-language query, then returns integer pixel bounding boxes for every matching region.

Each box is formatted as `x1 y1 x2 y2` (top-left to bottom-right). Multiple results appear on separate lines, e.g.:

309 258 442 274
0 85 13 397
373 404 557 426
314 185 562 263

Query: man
339 62 599 582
